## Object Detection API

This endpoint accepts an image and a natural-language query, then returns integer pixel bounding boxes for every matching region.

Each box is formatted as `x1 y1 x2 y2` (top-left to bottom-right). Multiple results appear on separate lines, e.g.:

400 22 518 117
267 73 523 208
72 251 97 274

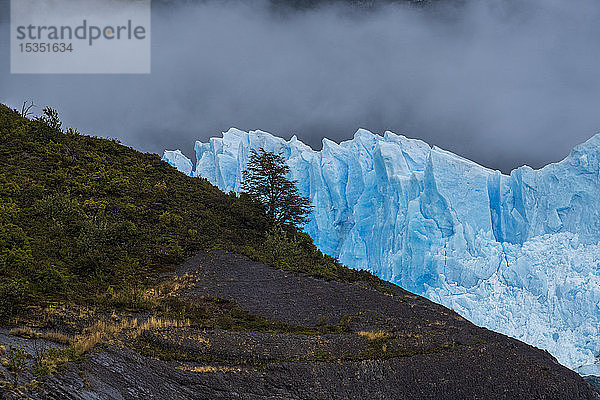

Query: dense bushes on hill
0 104 387 321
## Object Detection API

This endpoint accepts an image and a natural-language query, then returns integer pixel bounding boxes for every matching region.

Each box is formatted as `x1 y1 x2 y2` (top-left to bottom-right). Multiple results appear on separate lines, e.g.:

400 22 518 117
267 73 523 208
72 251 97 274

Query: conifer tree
242 149 311 229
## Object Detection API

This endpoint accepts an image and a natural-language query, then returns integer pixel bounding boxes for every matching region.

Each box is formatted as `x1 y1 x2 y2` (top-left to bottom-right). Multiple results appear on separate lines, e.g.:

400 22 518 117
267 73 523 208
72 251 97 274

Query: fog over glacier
2 0 600 172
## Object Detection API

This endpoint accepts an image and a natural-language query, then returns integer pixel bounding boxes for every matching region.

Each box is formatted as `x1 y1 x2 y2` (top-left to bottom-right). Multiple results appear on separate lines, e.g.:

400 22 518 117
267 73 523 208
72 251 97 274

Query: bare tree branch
19 100 36 118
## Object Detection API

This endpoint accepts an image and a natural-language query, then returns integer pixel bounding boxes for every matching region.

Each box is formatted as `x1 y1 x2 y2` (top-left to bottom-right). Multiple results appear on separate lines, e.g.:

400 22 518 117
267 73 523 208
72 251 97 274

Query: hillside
0 104 598 398
0 104 384 321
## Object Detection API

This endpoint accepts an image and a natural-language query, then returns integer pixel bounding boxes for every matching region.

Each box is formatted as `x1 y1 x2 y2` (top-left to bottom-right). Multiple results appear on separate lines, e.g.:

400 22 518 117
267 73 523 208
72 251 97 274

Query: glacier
163 128 600 375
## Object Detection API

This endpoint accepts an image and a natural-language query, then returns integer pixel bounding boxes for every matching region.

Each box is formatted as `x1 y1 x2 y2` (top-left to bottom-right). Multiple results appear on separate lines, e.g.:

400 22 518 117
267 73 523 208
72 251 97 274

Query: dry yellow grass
187 333 210 346
428 321 446 327
0 345 6 356
357 330 391 340
176 365 241 373
72 316 190 355
9 327 40 339
74 331 103 355
42 332 72 345
0 380 12 389
134 316 190 337
144 273 200 302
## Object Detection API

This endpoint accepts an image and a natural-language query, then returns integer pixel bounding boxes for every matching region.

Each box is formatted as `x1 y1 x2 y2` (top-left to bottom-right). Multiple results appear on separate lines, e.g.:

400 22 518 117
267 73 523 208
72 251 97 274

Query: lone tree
242 149 312 229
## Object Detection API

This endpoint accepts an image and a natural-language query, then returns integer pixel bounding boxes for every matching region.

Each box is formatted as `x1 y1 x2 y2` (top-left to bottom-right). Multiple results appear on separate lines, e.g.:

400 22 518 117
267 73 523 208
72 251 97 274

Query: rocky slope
2 251 598 399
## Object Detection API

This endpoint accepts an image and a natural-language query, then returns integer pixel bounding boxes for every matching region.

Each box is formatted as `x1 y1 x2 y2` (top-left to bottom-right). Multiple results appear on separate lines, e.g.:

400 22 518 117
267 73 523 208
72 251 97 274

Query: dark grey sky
1 0 600 173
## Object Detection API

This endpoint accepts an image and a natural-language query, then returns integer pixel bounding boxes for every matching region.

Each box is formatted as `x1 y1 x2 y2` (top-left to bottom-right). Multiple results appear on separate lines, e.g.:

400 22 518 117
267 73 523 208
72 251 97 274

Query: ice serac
163 130 600 375
162 150 193 177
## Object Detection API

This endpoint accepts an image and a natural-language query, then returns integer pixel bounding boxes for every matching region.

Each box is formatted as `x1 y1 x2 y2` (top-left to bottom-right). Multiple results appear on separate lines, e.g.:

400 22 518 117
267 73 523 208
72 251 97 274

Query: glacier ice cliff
162 149 194 177
163 128 600 375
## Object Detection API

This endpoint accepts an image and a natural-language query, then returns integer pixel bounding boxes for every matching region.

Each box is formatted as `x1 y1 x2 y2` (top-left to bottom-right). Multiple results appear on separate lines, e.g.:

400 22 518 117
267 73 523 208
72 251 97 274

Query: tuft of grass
42 332 72 345
73 331 102 355
0 345 5 356
9 327 39 339
357 330 391 340
176 365 242 373
72 316 190 355
135 316 190 336
33 346 81 377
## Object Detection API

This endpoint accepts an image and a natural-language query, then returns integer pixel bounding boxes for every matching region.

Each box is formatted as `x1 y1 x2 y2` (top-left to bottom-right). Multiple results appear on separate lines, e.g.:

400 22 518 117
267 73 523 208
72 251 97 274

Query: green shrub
260 228 304 269
0 279 32 321
5 345 28 374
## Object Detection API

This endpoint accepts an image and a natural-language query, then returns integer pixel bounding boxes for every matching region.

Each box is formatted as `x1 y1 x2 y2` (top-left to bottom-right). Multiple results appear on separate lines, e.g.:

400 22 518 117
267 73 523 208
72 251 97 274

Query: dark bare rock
177 251 463 330
4 251 599 399
15 344 597 400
